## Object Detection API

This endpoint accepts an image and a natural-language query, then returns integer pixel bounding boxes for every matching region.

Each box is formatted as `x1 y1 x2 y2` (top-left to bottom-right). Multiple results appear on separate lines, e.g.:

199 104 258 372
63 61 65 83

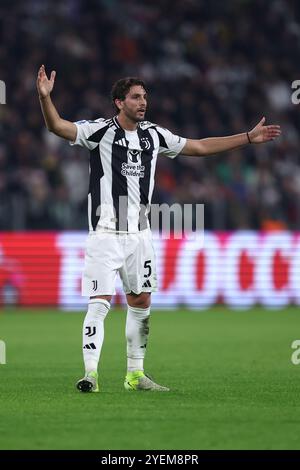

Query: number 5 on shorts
144 260 152 279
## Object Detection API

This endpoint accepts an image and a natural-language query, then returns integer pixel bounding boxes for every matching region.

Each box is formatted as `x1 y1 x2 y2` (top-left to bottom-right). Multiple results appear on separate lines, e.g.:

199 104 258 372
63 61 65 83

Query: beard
124 108 146 122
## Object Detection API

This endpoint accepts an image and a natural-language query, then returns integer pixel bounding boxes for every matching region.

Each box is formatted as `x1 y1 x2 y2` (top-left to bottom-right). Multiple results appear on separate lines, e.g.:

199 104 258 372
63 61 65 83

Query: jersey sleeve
69 119 106 150
156 126 186 159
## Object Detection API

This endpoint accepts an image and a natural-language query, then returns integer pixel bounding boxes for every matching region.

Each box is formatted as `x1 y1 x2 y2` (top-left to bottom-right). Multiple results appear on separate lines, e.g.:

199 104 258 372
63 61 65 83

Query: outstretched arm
37 65 77 141
181 117 281 156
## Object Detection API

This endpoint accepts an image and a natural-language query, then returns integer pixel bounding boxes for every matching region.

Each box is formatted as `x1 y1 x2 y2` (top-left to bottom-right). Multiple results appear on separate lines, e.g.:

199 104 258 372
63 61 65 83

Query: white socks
126 305 151 372
82 301 150 375
82 299 110 374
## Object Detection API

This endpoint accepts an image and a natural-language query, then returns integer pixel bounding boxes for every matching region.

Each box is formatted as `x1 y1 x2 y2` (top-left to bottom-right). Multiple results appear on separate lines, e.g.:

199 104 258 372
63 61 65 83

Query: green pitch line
0 307 300 450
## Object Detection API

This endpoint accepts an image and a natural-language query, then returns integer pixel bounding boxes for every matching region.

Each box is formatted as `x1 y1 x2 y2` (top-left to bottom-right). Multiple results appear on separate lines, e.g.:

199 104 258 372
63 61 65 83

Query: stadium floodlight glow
0 80 6 104
0 340 6 364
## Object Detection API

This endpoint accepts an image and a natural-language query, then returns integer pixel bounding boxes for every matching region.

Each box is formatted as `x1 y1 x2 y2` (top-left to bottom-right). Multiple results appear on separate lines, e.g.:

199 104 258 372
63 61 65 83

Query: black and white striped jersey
70 116 186 232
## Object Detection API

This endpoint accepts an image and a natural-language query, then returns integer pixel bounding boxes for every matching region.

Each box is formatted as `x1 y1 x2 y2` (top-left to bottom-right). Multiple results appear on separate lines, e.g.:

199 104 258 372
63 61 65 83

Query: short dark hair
111 77 147 113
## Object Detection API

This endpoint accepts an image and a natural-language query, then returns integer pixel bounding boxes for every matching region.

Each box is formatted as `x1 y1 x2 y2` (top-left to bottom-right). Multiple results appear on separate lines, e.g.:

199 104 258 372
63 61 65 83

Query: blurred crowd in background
0 0 299 231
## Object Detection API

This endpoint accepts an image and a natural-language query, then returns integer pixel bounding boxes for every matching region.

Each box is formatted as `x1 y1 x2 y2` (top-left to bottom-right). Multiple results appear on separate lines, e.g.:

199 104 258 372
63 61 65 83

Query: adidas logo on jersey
115 138 128 147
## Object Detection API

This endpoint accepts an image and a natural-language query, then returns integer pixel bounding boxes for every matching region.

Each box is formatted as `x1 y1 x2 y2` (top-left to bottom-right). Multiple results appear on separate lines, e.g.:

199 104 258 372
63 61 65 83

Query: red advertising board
0 231 298 309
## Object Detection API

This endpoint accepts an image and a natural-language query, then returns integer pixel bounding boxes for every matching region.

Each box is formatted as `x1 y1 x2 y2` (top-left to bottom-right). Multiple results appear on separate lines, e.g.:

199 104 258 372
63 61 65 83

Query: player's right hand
36 65 56 98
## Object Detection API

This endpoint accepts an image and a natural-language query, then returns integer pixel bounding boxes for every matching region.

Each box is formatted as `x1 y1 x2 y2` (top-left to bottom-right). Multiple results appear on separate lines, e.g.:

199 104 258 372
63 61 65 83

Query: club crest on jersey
128 149 141 163
141 137 151 150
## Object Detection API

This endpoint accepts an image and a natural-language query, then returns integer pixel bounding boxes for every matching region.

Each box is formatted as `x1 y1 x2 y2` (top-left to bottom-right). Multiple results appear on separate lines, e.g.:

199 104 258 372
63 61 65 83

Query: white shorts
82 228 157 296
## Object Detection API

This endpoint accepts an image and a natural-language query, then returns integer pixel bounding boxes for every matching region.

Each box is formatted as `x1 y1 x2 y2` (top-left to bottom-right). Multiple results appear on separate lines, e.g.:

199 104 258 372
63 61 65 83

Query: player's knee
127 292 151 309
90 295 112 303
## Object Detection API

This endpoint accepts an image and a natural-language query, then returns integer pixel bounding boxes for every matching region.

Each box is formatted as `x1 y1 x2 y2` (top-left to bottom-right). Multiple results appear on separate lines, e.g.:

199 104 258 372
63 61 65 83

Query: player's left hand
248 117 281 144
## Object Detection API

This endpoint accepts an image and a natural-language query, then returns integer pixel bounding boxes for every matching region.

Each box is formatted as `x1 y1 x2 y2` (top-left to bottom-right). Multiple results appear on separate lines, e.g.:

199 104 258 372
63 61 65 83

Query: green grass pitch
0 307 300 450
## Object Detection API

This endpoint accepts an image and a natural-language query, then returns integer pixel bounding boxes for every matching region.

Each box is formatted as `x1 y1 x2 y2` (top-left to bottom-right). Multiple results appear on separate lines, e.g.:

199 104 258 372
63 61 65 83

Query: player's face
120 85 147 122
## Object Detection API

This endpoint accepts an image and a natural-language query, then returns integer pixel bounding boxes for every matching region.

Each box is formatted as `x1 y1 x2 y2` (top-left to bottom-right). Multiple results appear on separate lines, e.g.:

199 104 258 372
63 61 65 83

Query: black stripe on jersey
137 127 155 230
107 119 116 128
113 116 121 128
87 125 110 230
155 128 169 149
89 146 104 231
87 124 110 143
112 128 128 231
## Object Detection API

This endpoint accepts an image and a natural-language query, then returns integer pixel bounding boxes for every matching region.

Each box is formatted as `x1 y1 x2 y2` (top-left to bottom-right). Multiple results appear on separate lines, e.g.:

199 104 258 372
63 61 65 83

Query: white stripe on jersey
124 130 144 233
148 128 160 211
88 193 92 232
99 127 115 230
